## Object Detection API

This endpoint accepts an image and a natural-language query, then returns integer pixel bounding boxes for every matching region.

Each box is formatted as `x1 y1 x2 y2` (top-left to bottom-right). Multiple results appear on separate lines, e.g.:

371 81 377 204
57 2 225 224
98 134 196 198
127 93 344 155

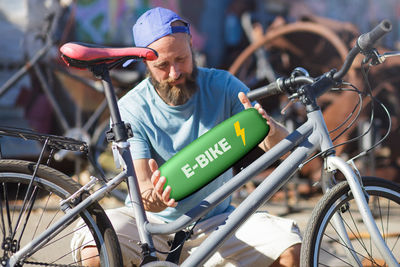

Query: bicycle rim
0 159 122 266
301 176 400 266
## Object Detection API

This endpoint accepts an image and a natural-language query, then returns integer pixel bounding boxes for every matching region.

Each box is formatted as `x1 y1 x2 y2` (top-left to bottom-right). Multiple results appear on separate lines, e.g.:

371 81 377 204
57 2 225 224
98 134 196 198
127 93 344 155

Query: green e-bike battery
159 108 270 201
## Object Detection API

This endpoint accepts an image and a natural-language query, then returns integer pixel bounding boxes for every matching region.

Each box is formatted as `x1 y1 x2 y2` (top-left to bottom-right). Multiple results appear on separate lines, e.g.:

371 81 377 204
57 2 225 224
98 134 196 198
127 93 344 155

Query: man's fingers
148 158 159 172
150 169 160 185
162 185 171 201
148 159 177 207
167 199 177 207
255 103 269 119
154 176 166 195
162 186 176 206
238 92 252 109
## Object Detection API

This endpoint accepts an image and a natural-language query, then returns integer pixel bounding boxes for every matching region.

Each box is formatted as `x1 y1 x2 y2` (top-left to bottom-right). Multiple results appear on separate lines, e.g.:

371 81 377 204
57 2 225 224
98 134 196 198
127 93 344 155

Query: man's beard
148 61 198 106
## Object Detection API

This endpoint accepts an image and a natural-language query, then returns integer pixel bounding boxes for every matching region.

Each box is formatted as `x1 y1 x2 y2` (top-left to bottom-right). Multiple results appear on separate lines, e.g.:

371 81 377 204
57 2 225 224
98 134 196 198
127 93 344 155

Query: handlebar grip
357 20 392 51
247 80 282 102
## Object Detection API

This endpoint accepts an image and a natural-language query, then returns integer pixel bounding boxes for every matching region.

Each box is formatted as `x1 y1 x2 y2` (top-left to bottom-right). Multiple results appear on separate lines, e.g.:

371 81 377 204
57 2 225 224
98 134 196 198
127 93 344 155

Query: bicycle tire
301 176 400 266
0 159 122 266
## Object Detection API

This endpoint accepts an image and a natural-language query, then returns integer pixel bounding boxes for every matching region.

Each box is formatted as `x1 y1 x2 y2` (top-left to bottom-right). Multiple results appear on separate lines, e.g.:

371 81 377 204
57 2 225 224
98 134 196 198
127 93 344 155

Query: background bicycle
0 1 146 195
228 13 400 213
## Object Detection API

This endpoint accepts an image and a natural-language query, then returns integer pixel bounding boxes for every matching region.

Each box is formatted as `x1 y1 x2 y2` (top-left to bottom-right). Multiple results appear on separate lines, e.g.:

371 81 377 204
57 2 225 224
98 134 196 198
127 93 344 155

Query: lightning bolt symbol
234 121 246 146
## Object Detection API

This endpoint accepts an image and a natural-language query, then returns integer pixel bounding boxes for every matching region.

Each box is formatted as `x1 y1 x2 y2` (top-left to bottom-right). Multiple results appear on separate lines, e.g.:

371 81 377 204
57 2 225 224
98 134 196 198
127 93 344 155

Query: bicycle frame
8 73 398 266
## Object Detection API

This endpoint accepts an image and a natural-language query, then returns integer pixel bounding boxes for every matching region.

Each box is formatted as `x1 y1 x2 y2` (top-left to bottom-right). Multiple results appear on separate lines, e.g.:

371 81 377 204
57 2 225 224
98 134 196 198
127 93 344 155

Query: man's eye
157 63 168 69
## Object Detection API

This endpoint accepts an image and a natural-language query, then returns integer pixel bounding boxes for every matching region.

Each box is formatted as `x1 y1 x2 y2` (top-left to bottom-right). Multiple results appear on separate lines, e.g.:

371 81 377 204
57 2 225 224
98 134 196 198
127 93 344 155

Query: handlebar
247 76 314 102
247 20 393 103
357 20 392 51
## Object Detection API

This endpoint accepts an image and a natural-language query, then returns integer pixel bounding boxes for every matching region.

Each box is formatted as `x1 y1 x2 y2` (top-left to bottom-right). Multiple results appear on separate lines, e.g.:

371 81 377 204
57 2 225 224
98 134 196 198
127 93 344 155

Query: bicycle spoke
46 209 62 229
330 211 371 261
376 197 386 243
0 183 7 238
345 207 373 259
33 191 53 238
43 223 86 249
55 239 98 265
16 186 39 245
12 184 36 240
325 228 378 265
391 233 400 253
10 182 21 226
2 183 13 237
320 246 353 266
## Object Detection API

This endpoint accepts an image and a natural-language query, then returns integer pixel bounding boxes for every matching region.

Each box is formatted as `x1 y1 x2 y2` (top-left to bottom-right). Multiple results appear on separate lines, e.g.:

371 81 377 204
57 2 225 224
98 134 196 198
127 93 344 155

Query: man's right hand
149 159 177 208
133 158 177 212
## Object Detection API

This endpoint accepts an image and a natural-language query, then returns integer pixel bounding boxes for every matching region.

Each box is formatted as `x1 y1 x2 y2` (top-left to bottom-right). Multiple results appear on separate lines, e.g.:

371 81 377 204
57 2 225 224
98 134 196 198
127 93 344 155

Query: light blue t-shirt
118 67 250 222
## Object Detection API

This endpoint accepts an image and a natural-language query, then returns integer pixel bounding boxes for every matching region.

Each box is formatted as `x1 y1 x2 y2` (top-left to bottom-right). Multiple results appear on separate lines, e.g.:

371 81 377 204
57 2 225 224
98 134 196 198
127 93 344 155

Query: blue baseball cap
133 7 191 47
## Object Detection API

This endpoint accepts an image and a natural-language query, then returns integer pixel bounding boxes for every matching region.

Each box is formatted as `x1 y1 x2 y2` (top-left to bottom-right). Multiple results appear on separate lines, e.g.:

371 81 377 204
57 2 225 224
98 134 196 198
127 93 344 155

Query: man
78 7 301 266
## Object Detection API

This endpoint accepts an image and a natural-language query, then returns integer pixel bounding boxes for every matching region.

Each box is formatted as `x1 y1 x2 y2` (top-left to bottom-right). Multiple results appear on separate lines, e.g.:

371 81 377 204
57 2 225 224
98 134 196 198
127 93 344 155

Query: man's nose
169 64 181 80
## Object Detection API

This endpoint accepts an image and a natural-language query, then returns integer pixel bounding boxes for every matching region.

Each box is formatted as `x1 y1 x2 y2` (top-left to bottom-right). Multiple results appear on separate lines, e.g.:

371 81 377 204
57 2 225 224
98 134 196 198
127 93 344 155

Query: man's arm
133 158 177 212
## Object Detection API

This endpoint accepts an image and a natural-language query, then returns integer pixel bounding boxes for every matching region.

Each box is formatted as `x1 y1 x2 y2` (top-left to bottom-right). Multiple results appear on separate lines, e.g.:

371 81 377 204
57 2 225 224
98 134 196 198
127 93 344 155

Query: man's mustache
162 74 184 85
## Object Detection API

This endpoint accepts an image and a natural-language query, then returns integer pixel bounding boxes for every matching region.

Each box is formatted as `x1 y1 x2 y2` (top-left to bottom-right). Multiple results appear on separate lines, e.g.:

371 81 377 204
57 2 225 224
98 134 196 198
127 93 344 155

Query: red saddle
60 42 158 69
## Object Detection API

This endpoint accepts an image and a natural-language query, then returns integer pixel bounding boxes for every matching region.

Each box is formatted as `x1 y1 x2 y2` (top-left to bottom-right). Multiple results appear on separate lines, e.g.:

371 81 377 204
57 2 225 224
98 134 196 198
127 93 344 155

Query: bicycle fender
159 108 269 201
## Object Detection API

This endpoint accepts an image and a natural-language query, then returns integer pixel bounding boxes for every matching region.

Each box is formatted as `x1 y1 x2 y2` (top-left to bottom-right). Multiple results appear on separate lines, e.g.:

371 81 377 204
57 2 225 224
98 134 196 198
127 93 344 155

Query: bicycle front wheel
301 176 400 266
0 159 122 266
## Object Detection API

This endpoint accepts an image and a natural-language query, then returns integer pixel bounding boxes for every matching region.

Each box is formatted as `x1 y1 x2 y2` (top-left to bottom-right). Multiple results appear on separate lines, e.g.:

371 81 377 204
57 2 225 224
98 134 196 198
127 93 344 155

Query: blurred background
1 0 400 205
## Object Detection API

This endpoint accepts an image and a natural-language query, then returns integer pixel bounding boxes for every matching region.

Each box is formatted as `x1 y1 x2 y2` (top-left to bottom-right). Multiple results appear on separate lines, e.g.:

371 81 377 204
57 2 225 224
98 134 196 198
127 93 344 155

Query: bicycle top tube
59 42 158 70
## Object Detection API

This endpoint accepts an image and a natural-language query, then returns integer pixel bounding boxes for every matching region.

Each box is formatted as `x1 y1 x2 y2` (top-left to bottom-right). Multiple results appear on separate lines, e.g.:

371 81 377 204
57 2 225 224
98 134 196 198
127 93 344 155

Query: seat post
92 64 130 143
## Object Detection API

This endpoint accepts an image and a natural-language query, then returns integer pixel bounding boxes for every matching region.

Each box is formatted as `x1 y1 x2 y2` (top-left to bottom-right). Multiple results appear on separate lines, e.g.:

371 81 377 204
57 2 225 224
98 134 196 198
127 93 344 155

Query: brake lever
379 51 400 62
281 98 299 115
368 50 400 65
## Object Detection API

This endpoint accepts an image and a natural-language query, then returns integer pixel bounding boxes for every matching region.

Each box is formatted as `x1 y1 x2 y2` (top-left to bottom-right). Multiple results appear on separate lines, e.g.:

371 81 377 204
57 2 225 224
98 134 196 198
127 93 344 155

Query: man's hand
238 92 288 150
134 158 177 212
149 159 177 208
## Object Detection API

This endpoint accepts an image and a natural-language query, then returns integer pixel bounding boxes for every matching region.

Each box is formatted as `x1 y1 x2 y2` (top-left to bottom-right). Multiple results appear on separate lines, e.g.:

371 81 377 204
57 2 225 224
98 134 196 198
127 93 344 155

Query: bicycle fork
325 155 398 267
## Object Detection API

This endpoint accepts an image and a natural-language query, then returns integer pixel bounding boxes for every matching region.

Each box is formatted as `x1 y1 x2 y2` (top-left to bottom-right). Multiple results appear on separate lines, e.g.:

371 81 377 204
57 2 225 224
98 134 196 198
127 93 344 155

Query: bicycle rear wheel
301 176 400 266
0 159 122 266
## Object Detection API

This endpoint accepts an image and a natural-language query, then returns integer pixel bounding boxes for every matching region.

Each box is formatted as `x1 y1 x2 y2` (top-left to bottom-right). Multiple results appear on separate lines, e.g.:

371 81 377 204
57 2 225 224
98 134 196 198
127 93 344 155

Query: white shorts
71 206 302 267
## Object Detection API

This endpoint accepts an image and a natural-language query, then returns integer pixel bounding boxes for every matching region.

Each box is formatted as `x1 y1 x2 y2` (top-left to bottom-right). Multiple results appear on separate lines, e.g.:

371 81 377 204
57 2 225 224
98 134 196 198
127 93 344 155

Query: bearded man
75 7 302 267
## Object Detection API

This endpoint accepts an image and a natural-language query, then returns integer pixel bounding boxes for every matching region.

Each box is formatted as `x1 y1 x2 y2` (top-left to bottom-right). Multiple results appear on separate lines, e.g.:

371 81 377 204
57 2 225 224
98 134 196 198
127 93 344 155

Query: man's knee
80 246 101 267
271 243 301 267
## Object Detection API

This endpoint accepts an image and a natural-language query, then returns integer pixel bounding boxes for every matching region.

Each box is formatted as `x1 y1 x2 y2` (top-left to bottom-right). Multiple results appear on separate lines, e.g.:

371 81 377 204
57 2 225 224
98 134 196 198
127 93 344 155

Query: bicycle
0 19 399 267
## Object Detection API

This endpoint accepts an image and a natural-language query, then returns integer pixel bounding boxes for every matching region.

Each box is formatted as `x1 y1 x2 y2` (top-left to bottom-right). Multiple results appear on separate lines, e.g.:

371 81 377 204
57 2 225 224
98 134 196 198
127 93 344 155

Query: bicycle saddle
60 42 158 69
